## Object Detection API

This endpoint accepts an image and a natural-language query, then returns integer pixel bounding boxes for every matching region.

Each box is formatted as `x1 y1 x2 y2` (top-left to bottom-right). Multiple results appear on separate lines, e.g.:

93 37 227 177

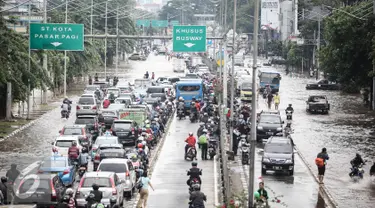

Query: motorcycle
262 90 268 99
188 177 201 194
61 110 69 119
349 164 365 180
254 199 268 208
286 110 293 120
208 143 216 160
177 108 185 120
78 165 87 177
190 112 197 123
185 147 197 161
241 142 250 165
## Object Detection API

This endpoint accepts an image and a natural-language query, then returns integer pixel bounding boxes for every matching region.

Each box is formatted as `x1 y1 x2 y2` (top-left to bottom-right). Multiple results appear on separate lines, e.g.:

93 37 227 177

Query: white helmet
168 101 172 105
66 188 74 195
145 120 150 124
142 141 147 146
203 129 208 133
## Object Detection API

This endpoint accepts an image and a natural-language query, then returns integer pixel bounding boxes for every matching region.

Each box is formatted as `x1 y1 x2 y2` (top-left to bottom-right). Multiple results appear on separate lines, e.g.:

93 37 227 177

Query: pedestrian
315 147 329 184
94 73 99 82
274 92 280 110
89 75 92 85
267 93 273 109
136 172 154 208
198 130 208 160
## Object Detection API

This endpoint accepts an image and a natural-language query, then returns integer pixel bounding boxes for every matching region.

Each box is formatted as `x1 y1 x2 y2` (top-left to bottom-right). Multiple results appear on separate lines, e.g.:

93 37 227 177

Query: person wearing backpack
315 148 329 184
136 172 154 208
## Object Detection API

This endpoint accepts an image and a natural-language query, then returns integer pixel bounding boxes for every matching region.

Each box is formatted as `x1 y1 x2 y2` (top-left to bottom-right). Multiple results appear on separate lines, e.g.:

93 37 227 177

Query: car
261 136 295 175
106 87 120 98
76 96 99 117
256 112 284 142
196 68 210 76
75 171 125 207
107 103 127 111
102 109 119 128
91 136 120 159
14 173 66 206
146 86 165 94
306 95 330 114
184 73 200 79
153 77 168 85
52 136 83 157
74 115 100 139
306 79 341 90
97 158 137 197
118 93 136 101
93 144 126 171
129 53 146 61
166 77 180 84
84 85 101 94
37 156 77 186
149 93 167 102
111 120 139 146
59 125 93 147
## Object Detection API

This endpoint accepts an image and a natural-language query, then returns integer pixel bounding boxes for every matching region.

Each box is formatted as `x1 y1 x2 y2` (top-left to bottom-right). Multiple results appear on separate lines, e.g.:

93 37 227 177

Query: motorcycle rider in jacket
187 162 202 186
285 104 294 113
350 153 365 177
370 162 375 176
189 184 207 208
185 132 197 156
68 141 80 164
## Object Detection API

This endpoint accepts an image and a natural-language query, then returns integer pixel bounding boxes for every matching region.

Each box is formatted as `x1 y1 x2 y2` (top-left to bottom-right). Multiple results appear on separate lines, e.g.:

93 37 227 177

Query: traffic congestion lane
147 117 216 208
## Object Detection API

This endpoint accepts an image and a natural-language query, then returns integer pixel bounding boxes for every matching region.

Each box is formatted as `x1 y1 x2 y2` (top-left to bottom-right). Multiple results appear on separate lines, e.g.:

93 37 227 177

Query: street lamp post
104 0 109 80
229 0 237 152
63 0 68 98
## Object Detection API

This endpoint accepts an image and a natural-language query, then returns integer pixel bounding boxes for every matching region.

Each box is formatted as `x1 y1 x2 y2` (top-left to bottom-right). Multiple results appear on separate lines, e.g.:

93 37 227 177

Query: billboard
261 0 280 31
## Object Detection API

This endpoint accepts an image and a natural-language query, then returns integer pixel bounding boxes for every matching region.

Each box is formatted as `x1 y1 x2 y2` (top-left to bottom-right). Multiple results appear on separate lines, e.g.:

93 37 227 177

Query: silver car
75 171 125 207
76 96 98 117
97 158 137 197
91 136 120 158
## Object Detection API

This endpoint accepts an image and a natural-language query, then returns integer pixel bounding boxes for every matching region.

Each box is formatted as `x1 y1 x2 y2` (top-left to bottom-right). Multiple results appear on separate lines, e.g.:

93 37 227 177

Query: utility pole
63 0 68 98
316 17 320 80
249 0 260 207
27 0 31 120
6 82 12 121
115 4 119 77
224 0 227 32
90 0 93 43
42 0 48 104
372 0 375 110
229 0 237 152
104 0 108 79
312 30 316 69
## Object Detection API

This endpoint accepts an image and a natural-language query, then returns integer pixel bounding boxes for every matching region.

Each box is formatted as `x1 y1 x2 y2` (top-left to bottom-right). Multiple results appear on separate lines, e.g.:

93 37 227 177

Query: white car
52 136 82 156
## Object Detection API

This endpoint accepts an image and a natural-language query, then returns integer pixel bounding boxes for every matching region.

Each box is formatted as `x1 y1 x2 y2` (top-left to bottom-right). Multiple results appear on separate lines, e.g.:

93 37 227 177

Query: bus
175 79 204 109
258 69 281 92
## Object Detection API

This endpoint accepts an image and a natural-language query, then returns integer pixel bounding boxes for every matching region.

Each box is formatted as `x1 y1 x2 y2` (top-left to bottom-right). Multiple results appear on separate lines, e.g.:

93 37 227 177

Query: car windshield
55 140 75 147
63 128 82 135
82 177 111 187
99 146 121 150
19 178 50 193
107 89 118 94
96 139 117 145
260 73 280 84
241 83 252 90
265 144 292 154
78 97 94 105
75 118 95 125
41 159 67 168
259 115 281 124
98 163 127 173
177 85 201 91
113 123 132 130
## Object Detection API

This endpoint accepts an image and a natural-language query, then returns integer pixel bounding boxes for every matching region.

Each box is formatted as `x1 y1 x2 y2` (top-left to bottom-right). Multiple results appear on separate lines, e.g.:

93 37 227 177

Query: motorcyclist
195 100 201 112
285 104 294 113
103 98 110 108
79 147 89 169
0 177 7 204
189 184 207 208
284 121 293 136
68 141 80 164
151 72 155 79
187 161 202 186
63 188 76 208
108 92 115 103
185 132 197 156
370 162 375 176
257 182 269 205
265 84 272 95
200 112 209 123
61 99 71 118
144 71 149 79
6 164 20 183
94 88 101 100
88 184 103 204
190 102 198 120
351 153 365 168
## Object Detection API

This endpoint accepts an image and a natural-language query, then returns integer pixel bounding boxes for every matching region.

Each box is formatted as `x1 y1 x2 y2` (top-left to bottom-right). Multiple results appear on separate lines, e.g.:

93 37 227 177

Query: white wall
261 0 280 31
280 0 294 41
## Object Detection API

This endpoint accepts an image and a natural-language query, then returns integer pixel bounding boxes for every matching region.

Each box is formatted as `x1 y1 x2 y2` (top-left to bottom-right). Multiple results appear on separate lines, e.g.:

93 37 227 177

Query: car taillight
76 106 80 110
131 128 135 135
76 178 84 195
92 106 97 109
110 178 117 195
114 117 118 120
63 169 70 175
50 179 56 199
94 154 100 161
126 171 130 179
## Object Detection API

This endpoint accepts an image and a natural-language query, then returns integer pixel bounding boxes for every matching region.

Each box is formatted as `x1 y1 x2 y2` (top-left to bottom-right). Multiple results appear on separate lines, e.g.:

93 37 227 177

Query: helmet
145 120 150 124
200 123 205 127
192 161 198 166
192 183 200 191
82 147 88 153
11 164 17 168
138 143 144 149
168 101 172 105
96 88 99 90
92 183 99 190
179 97 183 101
254 191 260 199
66 188 74 195
356 153 361 158
141 132 147 137
142 141 147 146
142 128 147 132
289 104 292 107
72 141 77 146
191 102 195 105
1 176 7 183
204 112 208 116
239 114 244 119
203 129 208 133
188 132 193 136
155 118 159 122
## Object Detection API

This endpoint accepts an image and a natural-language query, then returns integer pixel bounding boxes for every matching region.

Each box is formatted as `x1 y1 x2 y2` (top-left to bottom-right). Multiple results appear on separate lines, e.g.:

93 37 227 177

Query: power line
0 0 33 13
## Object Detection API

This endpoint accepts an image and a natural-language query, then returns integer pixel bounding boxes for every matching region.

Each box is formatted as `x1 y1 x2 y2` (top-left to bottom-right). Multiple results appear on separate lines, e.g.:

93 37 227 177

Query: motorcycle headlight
277 127 282 131
263 158 270 162
257 126 263 130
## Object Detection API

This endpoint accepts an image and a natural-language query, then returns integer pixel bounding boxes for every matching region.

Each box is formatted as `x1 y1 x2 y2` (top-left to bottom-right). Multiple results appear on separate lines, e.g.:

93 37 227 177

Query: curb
294 146 338 208
132 110 175 208
213 155 220 207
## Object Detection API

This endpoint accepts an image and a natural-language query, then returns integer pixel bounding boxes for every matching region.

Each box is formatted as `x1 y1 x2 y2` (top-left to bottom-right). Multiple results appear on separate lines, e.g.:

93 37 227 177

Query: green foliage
286 42 303 67
267 40 282 57
319 1 375 92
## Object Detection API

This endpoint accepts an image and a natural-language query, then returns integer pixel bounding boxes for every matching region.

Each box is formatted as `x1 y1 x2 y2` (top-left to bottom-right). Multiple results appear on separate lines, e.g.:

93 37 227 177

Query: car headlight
257 126 263 130
285 159 293 163
263 158 270 162
277 127 282 131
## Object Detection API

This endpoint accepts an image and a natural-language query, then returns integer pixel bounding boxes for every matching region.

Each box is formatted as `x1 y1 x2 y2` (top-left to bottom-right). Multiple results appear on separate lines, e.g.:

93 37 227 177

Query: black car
14 173 66 206
102 109 119 128
262 136 295 175
256 112 284 142
306 95 330 114
111 120 139 146
93 144 126 171
149 93 167 102
75 115 100 139
306 79 341 90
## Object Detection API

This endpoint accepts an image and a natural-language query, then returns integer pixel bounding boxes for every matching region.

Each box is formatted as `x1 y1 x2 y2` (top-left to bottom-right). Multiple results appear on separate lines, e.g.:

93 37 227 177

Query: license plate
104 154 119 157
266 132 273 135
273 166 282 170
83 106 90 109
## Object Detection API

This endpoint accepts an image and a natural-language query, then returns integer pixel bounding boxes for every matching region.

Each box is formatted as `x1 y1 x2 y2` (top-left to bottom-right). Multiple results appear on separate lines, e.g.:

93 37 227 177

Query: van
76 96 99 117
146 86 165 94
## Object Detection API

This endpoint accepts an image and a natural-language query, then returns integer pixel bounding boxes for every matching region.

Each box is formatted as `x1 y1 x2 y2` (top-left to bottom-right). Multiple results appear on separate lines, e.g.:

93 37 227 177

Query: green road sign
170 20 179 26
151 20 168 27
136 20 150 27
173 25 206 52
29 23 84 51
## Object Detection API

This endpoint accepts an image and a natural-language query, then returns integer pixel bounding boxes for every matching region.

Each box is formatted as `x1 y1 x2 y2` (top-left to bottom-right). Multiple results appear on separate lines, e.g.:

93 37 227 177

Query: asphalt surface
147 117 216 208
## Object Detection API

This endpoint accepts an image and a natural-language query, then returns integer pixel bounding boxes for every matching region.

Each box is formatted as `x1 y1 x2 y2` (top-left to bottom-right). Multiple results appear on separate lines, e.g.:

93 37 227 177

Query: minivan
261 136 294 175
76 96 99 117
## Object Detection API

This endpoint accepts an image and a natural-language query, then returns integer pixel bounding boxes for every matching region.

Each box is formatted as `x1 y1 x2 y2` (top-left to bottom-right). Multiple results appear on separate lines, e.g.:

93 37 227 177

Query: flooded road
276 68 375 207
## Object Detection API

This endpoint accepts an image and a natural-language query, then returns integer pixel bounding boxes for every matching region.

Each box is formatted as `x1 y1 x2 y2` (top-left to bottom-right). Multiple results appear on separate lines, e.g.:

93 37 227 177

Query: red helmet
137 143 143 149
